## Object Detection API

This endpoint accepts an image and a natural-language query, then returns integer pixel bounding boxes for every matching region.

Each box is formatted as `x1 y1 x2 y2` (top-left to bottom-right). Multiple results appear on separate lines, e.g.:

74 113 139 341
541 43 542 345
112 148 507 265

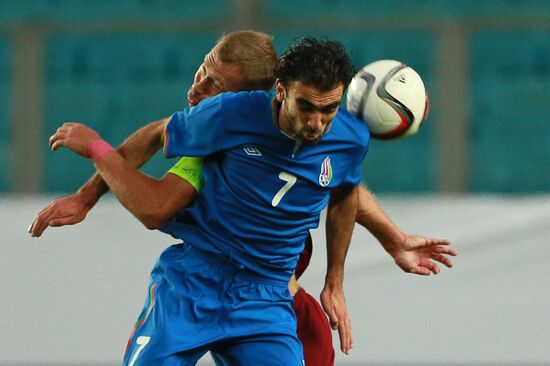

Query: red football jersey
293 288 335 366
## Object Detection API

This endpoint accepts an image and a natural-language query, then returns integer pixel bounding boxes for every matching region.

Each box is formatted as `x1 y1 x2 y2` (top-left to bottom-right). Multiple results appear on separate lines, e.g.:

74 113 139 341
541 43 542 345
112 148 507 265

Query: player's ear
275 80 285 102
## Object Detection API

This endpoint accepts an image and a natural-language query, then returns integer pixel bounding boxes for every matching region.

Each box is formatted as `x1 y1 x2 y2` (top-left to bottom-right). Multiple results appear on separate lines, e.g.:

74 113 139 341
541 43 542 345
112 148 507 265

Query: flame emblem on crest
319 156 333 187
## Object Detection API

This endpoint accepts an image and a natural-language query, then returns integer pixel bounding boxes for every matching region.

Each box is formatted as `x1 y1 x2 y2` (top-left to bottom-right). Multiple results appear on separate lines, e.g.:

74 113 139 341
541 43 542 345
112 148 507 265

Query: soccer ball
346 59 429 140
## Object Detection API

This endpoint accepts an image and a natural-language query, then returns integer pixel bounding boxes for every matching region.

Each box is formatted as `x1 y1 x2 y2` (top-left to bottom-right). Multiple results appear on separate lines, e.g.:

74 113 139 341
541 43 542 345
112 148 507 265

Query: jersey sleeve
163 95 226 158
165 157 204 193
343 144 369 188
340 111 370 188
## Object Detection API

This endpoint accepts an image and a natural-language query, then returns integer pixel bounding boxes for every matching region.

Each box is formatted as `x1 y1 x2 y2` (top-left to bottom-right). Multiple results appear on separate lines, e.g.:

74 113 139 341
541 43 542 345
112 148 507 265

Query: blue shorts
123 244 303 366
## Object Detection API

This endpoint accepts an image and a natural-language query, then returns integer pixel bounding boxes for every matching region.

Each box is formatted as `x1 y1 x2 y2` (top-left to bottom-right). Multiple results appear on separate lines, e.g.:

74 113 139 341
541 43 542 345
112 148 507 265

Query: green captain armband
165 157 205 193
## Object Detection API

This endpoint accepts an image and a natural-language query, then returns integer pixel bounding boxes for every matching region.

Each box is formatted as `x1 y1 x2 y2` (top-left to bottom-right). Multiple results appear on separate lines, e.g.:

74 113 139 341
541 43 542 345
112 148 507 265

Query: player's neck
277 100 291 136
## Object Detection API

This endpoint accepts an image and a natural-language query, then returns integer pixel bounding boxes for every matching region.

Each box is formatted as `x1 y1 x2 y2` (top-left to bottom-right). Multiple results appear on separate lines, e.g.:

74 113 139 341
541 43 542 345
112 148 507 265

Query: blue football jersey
161 91 370 281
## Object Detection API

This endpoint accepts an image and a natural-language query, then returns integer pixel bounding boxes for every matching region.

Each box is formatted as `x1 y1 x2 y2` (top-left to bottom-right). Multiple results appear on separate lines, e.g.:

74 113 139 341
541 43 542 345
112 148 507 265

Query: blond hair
216 31 277 91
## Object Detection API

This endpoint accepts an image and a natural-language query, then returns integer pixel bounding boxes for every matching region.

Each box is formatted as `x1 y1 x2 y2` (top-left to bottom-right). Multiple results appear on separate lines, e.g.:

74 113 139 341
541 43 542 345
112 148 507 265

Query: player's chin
187 91 200 107
302 134 322 144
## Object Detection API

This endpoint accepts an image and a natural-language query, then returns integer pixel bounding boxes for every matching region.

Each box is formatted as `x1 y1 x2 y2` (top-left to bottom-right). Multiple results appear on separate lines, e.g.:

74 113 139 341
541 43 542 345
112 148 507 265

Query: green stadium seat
0 0 230 23
470 31 550 192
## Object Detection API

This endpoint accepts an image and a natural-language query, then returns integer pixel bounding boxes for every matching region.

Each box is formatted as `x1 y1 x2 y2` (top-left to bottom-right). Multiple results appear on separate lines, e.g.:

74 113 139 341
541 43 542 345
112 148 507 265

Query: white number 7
128 336 150 366
272 172 297 207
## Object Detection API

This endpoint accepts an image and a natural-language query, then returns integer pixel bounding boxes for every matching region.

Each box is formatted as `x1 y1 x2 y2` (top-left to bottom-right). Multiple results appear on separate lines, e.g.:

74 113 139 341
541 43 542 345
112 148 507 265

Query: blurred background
1 0 550 365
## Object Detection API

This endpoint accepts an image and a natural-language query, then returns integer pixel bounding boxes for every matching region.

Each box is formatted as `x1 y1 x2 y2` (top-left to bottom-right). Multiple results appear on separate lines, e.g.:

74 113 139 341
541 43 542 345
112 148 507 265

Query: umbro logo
243 147 262 156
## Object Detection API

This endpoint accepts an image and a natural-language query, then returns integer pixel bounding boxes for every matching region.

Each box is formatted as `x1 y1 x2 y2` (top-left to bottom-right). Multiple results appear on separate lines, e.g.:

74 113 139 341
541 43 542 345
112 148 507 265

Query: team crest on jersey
318 156 333 187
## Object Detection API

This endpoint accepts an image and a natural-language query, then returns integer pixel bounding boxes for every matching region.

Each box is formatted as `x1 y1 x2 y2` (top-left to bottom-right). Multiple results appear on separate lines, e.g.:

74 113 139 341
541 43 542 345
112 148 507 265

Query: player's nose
307 112 323 130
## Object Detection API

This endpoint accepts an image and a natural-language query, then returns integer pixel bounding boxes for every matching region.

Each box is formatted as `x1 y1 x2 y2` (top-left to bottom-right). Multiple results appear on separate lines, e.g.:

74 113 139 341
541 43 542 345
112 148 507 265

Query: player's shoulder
218 90 273 111
211 91 273 125
335 107 369 131
212 91 275 135
333 107 370 146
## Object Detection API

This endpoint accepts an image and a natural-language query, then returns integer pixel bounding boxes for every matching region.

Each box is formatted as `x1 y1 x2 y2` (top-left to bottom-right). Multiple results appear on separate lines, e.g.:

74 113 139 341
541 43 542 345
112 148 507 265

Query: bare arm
356 184 457 275
320 184 359 355
70 118 168 206
356 184 406 251
29 118 168 237
92 151 197 229
45 122 196 230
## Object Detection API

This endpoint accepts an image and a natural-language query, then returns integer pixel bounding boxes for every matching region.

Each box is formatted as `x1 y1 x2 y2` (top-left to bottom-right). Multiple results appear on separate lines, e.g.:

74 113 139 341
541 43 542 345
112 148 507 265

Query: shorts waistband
186 244 290 288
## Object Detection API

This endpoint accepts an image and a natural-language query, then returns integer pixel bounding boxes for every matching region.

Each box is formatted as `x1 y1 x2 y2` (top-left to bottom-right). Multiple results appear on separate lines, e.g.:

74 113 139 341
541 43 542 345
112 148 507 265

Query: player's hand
28 194 93 237
49 122 101 157
390 235 457 275
320 282 353 354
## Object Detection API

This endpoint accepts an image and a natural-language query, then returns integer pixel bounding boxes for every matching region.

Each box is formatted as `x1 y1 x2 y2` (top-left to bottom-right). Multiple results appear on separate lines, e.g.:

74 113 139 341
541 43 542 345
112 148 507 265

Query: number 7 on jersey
271 172 297 207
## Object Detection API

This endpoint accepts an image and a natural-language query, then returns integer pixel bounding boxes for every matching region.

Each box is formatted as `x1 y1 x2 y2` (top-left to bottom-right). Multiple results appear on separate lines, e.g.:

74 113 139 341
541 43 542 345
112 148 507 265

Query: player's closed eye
320 106 338 114
298 103 338 115
299 105 315 113
297 101 316 113
208 77 224 92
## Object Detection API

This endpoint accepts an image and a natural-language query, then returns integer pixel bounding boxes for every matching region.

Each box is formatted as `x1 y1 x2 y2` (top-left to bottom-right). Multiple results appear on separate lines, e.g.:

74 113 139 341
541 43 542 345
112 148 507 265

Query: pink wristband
87 139 115 161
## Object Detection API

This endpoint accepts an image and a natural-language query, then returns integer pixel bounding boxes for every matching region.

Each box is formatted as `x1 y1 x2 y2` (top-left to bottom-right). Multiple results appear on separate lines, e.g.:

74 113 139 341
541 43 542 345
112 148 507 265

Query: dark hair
274 37 355 91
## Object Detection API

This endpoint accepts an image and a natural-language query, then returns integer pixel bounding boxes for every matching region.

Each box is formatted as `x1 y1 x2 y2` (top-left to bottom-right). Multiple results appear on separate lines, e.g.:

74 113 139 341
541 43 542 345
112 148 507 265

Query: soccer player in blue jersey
35 33 456 365
48 37 364 365
33 31 344 365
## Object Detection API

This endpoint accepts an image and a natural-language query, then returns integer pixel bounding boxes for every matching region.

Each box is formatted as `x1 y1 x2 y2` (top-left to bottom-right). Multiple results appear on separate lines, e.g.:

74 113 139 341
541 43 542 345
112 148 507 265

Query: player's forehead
288 80 344 107
202 47 244 92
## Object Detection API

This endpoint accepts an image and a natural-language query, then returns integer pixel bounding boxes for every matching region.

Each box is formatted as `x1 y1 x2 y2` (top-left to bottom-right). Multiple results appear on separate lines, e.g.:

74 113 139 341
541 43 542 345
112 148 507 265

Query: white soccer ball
346 59 429 140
